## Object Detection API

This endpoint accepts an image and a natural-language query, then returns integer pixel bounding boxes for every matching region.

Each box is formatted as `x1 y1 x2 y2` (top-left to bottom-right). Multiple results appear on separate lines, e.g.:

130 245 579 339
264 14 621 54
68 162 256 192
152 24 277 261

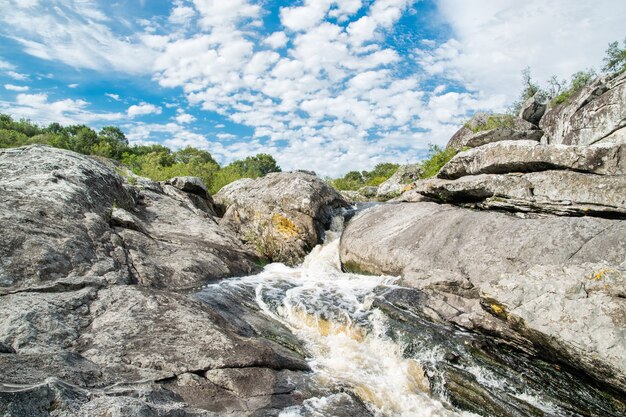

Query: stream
195 208 625 417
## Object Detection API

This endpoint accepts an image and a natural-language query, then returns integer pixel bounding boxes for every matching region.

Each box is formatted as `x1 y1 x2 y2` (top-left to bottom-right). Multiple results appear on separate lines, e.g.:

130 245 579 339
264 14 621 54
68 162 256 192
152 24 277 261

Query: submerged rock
340 202 626 393
215 171 349 265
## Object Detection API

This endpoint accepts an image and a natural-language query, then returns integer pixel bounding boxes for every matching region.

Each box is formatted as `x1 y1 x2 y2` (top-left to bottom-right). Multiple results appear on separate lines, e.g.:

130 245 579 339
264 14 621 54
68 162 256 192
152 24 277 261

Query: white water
203 228 480 417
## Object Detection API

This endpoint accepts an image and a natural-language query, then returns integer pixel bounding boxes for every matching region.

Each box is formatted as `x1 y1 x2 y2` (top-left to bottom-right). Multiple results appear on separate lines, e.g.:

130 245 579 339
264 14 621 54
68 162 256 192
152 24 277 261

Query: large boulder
518 93 547 125
402 170 626 217
215 171 349 265
540 71 626 146
0 146 322 416
446 113 542 151
340 202 626 393
376 163 423 199
438 140 626 179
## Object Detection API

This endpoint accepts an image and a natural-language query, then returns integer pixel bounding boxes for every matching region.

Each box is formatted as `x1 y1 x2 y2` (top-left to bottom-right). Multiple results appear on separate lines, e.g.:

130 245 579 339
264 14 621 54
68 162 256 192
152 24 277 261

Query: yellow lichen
402 183 416 192
271 213 300 237
491 303 506 316
590 268 615 281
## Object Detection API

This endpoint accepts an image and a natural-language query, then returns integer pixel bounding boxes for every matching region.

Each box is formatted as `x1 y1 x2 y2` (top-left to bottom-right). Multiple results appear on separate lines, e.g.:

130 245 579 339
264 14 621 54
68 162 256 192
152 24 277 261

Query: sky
0 0 624 176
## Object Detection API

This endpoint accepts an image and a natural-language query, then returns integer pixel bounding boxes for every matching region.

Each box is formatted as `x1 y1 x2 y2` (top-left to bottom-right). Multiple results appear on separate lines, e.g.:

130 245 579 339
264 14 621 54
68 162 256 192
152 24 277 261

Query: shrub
550 69 596 106
421 144 457 179
466 114 516 133
603 38 626 74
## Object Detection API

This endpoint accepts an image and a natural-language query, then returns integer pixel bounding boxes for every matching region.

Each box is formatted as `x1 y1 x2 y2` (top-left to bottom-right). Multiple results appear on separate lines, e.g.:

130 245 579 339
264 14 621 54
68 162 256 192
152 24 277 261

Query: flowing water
196 209 625 417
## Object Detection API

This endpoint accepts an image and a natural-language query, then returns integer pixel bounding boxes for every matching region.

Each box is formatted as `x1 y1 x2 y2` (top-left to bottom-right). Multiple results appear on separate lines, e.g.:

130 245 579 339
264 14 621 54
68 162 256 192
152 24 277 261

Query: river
195 209 625 417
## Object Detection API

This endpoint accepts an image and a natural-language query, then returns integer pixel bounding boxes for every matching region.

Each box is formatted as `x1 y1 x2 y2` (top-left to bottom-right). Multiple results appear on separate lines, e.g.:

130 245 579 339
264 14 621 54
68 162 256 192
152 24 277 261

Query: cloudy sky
0 0 624 176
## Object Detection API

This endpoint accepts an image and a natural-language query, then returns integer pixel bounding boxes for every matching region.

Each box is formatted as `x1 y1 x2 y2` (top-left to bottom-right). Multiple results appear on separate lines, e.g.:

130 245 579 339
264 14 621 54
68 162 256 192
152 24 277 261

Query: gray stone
340 202 626 392
165 176 208 197
376 163 423 199
446 113 541 151
407 170 626 217
518 93 547 125
438 140 626 179
540 71 626 146
215 171 349 265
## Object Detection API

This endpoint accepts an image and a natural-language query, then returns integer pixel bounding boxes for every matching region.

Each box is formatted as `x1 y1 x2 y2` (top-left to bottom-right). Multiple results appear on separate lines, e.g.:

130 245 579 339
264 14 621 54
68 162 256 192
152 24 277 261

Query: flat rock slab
339 202 626 392
438 140 626 179
406 170 626 217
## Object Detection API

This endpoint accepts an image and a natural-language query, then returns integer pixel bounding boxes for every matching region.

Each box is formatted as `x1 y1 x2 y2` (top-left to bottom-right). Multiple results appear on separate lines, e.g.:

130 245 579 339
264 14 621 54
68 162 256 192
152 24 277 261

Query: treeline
0 114 280 194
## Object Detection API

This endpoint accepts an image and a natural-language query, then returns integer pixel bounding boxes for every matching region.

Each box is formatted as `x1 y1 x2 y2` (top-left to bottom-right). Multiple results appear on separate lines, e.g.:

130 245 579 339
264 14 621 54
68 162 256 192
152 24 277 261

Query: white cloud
127 102 162 118
175 112 195 124
169 4 195 25
68 83 78 88
425 0 626 101
0 93 124 125
263 31 288 49
105 93 121 101
6 71 28 81
4 84 29 92
0 0 158 74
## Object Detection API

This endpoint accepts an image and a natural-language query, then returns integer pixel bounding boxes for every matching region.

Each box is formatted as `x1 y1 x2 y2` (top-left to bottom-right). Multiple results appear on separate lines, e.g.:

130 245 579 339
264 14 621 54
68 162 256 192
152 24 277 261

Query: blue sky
0 0 624 176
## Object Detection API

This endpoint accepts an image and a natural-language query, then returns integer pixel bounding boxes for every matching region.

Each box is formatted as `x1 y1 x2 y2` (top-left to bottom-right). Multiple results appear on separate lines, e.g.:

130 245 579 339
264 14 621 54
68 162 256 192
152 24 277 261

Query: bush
603 38 626 74
466 114 516 133
421 145 457 179
331 163 399 191
550 69 596 106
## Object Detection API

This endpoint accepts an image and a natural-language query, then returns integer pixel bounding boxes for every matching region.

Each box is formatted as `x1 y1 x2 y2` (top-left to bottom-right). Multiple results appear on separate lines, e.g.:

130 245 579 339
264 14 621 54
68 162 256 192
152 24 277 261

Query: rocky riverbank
340 70 626 396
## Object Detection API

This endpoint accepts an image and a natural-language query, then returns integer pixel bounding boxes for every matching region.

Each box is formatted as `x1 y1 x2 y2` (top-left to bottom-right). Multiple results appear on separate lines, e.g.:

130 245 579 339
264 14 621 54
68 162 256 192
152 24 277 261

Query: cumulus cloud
4 84 29 91
127 102 162 118
105 93 121 101
175 112 195 124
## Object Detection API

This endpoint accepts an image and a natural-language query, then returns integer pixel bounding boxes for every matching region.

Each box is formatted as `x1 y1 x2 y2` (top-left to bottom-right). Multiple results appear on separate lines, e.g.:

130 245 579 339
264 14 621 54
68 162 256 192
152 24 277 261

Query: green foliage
421 144 457 179
603 38 626 74
550 69 596 106
331 163 400 191
466 114 516 133
0 113 281 194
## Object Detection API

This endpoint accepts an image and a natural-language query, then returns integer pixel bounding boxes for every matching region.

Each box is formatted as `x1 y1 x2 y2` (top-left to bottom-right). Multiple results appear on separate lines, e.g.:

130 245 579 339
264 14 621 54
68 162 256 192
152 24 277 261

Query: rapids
196 209 626 417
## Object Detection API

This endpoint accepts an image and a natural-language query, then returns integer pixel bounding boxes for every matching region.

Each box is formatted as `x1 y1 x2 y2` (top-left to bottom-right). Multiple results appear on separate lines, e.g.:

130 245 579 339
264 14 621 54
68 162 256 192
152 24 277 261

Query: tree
98 126 128 146
603 38 626 74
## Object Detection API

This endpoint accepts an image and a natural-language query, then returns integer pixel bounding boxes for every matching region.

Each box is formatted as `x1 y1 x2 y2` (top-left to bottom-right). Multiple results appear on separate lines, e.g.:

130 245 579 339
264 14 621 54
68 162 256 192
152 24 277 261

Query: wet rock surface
340 202 626 394
215 171 349 265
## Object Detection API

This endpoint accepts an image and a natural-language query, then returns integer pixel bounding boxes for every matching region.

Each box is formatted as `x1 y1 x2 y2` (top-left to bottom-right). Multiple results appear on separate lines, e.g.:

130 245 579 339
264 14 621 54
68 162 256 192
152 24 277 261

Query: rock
446 113 542 151
376 164 423 199
518 93 547 125
165 176 208 197
215 171 349 265
0 145 136 294
540 71 626 146
438 140 626 179
0 145 320 415
409 170 626 217
357 185 378 198
339 190 371 203
340 202 626 392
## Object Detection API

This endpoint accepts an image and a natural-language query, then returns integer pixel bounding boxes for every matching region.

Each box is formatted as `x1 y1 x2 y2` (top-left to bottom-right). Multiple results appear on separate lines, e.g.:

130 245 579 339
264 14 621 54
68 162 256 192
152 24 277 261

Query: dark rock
519 93 547 125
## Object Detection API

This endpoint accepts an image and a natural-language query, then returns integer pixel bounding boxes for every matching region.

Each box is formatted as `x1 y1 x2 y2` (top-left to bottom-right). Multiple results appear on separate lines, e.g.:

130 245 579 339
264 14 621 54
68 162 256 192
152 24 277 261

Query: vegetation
420 145 457 179
549 69 597 106
466 114 516 133
330 162 399 191
0 114 280 194
603 38 626 74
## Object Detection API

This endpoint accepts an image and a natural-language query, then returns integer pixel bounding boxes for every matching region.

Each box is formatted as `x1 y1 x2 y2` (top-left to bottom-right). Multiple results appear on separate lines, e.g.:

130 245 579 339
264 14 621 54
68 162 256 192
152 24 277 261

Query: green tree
603 38 626 74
